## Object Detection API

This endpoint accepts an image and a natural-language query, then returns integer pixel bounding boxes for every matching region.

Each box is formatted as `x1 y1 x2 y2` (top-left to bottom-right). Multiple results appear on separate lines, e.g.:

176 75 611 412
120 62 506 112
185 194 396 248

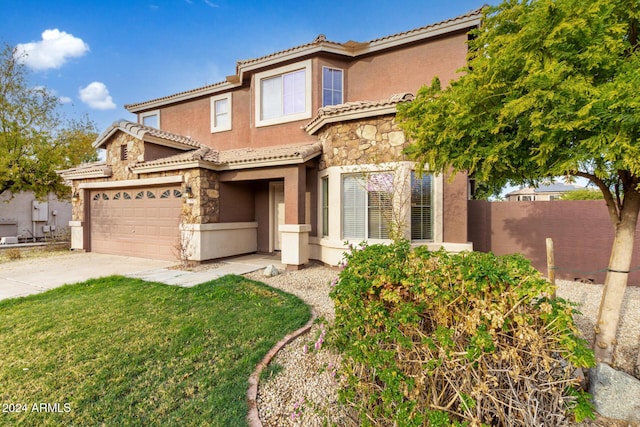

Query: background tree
0 44 98 199
398 0 640 365
561 188 605 201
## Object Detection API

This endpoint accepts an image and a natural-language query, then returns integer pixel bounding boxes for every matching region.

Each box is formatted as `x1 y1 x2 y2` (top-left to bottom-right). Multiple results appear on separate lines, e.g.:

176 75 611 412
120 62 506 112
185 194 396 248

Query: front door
272 182 284 251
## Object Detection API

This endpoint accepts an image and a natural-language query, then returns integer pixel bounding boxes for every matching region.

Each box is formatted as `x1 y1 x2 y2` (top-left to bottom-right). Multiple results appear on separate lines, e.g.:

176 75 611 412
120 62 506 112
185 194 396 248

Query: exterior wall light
184 186 193 198
72 192 80 203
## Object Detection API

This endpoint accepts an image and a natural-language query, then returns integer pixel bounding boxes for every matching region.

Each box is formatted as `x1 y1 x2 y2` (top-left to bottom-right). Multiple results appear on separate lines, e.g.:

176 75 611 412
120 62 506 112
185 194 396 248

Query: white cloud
204 0 219 7
15 29 89 71
59 96 72 104
78 82 116 110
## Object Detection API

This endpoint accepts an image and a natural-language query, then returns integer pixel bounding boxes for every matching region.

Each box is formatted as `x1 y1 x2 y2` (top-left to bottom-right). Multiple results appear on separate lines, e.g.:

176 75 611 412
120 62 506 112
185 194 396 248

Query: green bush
330 241 595 427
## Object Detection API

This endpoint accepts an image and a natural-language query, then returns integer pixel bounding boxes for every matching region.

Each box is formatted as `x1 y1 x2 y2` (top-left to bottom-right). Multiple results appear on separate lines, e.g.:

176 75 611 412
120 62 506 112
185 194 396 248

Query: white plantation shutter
283 70 305 115
411 172 432 240
261 76 282 120
342 175 365 239
368 190 391 239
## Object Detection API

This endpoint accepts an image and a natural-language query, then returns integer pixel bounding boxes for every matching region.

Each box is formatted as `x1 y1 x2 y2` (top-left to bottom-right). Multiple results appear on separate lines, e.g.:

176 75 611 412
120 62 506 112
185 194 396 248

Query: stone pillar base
279 224 311 267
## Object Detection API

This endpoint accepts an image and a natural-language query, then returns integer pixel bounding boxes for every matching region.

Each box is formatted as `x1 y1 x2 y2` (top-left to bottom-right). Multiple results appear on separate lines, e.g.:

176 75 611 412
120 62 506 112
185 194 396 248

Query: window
411 172 432 240
322 67 343 107
254 60 312 127
322 177 329 237
211 93 232 132
140 110 160 128
342 173 393 240
120 145 128 161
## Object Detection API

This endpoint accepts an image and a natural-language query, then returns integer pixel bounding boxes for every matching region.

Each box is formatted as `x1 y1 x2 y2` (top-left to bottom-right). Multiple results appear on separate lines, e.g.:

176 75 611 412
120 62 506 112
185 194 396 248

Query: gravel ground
245 264 640 427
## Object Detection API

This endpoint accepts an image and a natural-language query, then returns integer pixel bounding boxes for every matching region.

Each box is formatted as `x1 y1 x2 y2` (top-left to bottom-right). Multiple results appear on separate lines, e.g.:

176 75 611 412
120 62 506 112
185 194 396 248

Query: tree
0 44 98 199
398 0 640 365
561 188 605 200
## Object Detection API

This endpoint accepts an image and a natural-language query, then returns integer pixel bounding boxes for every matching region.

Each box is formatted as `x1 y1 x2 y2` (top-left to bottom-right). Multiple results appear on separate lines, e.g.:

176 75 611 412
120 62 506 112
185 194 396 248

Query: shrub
330 241 595 427
6 248 22 260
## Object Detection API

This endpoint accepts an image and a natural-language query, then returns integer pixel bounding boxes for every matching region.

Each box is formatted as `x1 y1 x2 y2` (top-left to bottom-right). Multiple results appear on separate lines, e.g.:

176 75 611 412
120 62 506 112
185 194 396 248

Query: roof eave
122 10 482 112
306 104 398 135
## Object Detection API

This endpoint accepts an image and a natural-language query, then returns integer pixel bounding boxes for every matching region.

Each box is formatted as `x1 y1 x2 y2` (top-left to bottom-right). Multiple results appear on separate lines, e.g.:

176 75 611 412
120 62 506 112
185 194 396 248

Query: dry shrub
330 241 595 426
6 248 22 260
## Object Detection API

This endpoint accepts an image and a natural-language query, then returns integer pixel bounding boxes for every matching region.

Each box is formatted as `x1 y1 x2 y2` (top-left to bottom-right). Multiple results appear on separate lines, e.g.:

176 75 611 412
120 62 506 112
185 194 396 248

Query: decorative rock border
246 308 318 427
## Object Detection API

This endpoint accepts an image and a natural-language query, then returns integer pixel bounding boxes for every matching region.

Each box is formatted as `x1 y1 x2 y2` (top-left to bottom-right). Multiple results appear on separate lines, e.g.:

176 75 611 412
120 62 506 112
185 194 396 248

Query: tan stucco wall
138 31 469 153
347 31 469 100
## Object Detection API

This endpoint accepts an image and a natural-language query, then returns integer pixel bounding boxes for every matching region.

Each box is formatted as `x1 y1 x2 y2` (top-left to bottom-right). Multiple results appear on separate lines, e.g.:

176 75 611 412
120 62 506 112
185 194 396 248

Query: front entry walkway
126 253 285 287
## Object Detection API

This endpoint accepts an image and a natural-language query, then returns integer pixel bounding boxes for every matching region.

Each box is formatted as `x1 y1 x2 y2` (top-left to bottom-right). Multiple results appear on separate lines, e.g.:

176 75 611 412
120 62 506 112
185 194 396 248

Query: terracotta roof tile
305 93 415 134
131 142 322 172
217 142 322 165
57 161 112 179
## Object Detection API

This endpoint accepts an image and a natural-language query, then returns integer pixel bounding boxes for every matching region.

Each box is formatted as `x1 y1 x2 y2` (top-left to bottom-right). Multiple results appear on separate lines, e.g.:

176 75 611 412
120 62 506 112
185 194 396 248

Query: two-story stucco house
59 8 481 269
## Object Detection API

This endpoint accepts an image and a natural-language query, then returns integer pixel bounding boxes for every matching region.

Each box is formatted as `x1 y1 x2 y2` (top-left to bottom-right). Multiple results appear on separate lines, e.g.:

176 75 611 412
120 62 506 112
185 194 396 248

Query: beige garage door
90 186 183 261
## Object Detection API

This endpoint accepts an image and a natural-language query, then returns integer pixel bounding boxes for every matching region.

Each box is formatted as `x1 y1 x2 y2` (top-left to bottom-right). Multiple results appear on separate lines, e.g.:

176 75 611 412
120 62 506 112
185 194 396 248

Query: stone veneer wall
181 168 219 224
317 114 409 170
70 135 220 225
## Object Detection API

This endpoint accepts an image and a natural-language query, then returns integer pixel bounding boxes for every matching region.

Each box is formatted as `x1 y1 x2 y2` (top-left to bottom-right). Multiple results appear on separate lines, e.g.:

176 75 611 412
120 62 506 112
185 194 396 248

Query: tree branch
574 170 621 224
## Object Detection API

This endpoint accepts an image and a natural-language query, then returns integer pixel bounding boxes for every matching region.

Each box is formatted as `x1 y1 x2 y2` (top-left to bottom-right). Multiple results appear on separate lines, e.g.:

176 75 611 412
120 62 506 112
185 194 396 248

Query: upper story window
322 67 343 107
140 110 160 129
211 93 232 133
254 60 312 127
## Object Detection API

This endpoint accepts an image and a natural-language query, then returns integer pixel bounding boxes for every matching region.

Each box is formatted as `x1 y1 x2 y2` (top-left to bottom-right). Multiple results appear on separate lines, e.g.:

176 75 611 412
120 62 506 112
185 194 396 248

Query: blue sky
1 0 490 132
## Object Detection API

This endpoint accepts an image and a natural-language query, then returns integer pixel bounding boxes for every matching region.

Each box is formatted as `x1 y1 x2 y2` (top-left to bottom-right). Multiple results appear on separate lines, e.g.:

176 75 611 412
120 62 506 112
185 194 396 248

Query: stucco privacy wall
0 191 71 241
468 200 640 285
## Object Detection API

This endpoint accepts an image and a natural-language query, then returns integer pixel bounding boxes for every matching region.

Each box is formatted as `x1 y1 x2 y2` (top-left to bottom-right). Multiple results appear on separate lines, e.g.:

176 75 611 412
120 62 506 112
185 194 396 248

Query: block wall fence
468 200 640 286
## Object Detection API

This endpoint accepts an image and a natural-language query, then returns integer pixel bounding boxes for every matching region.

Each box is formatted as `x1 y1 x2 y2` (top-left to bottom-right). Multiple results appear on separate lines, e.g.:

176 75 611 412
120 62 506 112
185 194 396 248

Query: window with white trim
322 177 329 237
254 60 312 127
211 93 232 132
411 171 433 240
322 67 343 107
140 110 160 129
342 173 393 240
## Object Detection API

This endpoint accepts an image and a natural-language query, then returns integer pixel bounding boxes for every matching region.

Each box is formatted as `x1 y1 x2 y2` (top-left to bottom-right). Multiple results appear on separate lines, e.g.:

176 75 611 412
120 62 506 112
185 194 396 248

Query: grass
0 275 311 426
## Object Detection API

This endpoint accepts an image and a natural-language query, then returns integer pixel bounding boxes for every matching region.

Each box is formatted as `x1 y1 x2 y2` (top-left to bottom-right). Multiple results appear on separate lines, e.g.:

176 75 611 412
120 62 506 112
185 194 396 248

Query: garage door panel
90 186 182 261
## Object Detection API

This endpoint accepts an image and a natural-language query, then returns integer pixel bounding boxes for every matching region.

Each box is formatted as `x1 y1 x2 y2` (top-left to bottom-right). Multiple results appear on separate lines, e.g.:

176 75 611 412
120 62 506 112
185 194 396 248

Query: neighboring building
59 9 481 268
505 184 584 202
0 191 71 242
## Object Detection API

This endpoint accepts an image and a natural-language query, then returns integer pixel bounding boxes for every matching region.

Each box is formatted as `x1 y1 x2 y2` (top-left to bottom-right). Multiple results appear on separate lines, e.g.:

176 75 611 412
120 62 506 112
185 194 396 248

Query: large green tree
0 44 98 199
398 0 640 365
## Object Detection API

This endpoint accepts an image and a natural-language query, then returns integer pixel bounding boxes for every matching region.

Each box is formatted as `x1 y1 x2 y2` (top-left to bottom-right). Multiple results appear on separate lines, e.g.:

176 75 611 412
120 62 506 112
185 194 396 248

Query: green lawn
0 275 311 426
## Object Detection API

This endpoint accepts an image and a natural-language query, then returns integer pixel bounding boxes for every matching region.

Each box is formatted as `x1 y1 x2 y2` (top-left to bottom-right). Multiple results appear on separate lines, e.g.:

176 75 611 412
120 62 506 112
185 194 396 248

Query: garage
89 185 183 261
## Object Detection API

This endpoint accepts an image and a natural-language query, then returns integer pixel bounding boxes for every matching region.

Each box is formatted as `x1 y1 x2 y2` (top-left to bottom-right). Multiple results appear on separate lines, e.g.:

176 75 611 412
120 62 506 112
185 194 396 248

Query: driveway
0 252 284 301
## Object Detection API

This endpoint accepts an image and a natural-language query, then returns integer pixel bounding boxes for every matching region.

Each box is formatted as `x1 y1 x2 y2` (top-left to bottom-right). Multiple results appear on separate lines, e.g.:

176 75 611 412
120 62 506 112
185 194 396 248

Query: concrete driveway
0 252 283 301
0 252 172 301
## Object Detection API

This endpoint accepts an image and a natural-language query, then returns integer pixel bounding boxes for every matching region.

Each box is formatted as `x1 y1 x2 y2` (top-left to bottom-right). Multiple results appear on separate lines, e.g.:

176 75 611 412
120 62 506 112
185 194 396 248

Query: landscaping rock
263 264 280 277
589 363 640 422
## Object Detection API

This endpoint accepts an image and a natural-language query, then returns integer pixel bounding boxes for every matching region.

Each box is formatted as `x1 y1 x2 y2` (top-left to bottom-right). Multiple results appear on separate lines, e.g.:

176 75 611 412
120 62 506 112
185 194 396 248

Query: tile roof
305 93 415 135
125 8 483 113
131 142 322 172
57 161 112 179
94 120 202 150
217 142 323 166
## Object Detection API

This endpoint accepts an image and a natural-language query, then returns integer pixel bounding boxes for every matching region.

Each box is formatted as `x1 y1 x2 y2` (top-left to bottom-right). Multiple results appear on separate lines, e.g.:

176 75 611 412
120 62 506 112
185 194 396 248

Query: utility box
32 201 49 222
